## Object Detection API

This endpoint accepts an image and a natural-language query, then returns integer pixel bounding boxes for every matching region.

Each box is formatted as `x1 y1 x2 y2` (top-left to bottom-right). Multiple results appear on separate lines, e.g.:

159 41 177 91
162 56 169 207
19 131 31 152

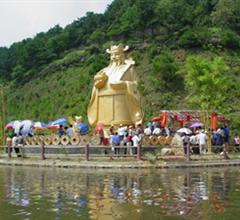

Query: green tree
0 47 12 80
89 29 106 44
120 5 140 34
184 56 232 112
47 32 69 57
211 0 240 30
151 51 182 91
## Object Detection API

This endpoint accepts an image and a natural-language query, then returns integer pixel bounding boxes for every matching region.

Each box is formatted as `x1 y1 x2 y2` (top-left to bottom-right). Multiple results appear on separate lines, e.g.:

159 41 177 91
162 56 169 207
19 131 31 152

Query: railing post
137 144 141 161
7 140 12 158
85 144 89 161
186 143 191 162
223 144 230 160
41 141 46 160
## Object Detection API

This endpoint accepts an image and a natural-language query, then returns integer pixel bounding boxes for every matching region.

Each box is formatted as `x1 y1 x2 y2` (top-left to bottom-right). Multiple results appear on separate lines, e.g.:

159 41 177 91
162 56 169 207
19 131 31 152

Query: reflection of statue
88 44 144 127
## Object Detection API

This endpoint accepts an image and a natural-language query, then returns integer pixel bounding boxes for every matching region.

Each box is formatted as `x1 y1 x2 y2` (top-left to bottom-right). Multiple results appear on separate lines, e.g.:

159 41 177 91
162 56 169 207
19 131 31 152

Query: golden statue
87 44 144 127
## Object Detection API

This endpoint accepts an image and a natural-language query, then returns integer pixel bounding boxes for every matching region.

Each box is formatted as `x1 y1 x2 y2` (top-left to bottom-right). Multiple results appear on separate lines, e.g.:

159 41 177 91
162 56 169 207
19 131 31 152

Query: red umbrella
47 125 59 130
94 123 104 133
5 121 14 130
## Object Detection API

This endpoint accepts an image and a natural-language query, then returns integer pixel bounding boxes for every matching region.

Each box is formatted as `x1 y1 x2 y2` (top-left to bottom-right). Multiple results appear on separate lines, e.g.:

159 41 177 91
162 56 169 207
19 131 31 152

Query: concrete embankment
1 157 240 169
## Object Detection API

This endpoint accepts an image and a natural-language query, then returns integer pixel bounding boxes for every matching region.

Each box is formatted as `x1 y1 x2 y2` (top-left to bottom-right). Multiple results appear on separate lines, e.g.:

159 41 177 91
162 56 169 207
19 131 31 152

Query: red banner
179 120 184 127
211 112 217 130
161 112 167 127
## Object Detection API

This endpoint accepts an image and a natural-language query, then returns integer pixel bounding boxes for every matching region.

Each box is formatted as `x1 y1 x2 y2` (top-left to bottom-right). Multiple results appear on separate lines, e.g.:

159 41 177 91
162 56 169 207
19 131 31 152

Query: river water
0 166 240 220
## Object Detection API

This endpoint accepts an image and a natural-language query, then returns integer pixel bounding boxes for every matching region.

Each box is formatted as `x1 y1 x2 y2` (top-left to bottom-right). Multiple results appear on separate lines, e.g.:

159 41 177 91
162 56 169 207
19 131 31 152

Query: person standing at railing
132 133 141 155
98 128 104 145
223 125 230 152
6 129 14 157
112 132 121 155
118 125 125 141
152 126 161 136
12 134 21 157
57 125 65 137
196 130 208 154
66 125 74 137
144 126 152 136
182 133 190 155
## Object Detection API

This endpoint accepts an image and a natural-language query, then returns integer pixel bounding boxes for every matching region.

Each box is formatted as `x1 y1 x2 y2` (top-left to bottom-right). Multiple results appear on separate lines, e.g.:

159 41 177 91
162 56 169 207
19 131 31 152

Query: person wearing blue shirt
57 125 65 137
112 132 120 155
223 125 230 152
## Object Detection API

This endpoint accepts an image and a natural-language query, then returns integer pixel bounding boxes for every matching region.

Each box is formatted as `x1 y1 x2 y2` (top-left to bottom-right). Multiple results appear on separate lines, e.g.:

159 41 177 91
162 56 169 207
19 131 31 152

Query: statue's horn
123 45 129 51
106 49 111 53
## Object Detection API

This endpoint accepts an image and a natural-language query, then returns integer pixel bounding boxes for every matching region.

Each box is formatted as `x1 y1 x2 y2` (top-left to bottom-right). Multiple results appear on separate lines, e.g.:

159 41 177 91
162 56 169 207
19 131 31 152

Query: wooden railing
3 143 145 161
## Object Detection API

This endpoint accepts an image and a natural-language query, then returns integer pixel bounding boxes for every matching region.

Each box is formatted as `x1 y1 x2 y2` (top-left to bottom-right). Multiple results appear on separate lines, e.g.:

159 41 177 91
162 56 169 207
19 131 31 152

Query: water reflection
0 166 240 219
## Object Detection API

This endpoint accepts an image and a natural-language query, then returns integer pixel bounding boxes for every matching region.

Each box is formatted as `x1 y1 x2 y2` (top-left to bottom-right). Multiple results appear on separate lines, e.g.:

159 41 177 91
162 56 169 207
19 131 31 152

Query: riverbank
1 154 240 169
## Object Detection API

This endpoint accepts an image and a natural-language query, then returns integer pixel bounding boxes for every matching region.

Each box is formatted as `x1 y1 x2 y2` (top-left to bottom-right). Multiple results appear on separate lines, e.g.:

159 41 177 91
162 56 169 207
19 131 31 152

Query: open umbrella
47 118 67 130
46 121 59 130
190 122 204 128
177 127 192 134
51 117 67 126
5 121 14 130
34 122 47 129
20 120 34 136
13 120 22 134
76 122 89 135
21 120 33 127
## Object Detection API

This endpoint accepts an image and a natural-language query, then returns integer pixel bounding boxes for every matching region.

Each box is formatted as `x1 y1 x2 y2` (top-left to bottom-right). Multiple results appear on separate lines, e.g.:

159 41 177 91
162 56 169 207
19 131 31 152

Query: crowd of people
181 130 208 155
181 124 237 156
5 118 240 157
100 122 173 155
212 126 240 148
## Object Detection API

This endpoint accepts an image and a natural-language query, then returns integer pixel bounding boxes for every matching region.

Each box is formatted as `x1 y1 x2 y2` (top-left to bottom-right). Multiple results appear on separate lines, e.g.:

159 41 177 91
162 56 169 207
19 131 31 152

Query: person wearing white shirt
190 135 197 145
144 126 152 136
196 131 208 154
131 134 141 155
66 125 74 137
12 135 18 147
118 125 125 139
132 134 141 147
164 127 170 137
152 127 161 136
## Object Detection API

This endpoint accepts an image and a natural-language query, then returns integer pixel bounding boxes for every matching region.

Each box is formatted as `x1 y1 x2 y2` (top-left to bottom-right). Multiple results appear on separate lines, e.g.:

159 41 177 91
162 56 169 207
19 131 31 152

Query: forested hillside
0 0 240 129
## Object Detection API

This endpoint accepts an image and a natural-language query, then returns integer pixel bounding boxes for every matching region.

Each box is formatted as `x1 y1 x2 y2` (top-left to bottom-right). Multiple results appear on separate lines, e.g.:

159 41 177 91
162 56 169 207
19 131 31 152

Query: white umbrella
20 120 34 136
34 122 47 129
13 120 21 134
21 120 33 127
177 127 192 134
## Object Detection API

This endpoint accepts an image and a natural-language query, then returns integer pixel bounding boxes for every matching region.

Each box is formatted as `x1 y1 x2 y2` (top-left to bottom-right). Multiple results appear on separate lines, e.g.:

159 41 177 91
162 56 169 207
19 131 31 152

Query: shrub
144 152 158 164
179 28 210 48
207 28 240 49
88 54 108 75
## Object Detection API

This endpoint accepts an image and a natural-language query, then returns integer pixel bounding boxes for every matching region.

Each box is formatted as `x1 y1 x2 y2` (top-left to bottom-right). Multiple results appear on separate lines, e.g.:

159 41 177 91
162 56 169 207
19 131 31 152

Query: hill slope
0 0 240 129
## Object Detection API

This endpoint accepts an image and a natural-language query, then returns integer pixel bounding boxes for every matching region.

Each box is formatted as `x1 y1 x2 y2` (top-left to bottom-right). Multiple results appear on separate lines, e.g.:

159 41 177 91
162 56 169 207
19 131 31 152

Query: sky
0 0 113 47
